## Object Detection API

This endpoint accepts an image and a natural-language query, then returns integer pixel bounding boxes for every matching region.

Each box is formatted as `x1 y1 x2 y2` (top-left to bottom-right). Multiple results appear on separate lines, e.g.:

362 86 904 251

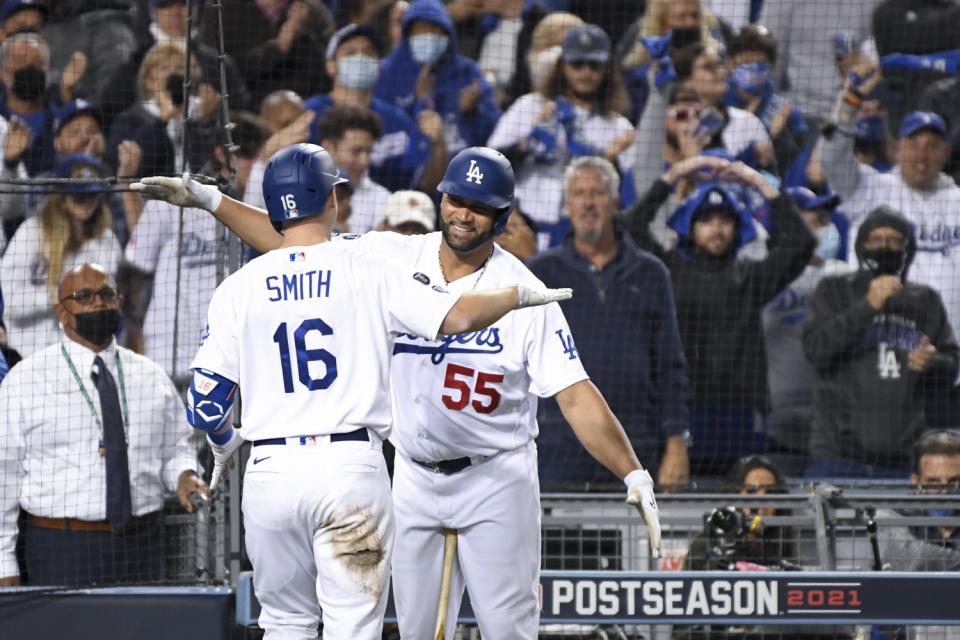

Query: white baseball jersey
125 200 221 381
190 241 459 442
334 231 589 460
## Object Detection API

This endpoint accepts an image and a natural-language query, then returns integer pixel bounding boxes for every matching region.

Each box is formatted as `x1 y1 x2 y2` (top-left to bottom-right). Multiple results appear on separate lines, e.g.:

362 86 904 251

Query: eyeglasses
566 60 604 72
667 105 701 121
60 286 118 305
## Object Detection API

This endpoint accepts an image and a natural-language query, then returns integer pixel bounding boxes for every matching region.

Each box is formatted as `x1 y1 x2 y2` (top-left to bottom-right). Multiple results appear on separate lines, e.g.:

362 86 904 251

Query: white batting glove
130 171 223 212
625 468 662 558
516 285 573 308
208 428 243 493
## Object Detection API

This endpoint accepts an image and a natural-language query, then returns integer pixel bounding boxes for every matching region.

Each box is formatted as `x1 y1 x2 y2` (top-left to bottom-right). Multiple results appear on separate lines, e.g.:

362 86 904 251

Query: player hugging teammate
134 145 661 639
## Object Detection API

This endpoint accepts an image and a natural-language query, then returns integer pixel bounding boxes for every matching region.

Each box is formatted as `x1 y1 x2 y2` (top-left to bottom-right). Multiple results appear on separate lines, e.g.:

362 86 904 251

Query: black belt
253 427 369 447
412 457 472 475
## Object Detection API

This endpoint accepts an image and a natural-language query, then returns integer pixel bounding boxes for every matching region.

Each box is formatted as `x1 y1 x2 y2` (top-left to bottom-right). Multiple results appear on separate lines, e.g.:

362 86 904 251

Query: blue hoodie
374 0 501 153
668 182 758 257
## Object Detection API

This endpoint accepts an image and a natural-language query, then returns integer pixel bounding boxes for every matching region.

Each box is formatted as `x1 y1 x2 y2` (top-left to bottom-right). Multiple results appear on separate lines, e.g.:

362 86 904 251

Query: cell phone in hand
695 107 724 141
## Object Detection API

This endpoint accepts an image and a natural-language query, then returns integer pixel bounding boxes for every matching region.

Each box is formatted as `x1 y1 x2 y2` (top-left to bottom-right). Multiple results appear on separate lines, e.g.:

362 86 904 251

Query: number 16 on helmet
262 143 349 233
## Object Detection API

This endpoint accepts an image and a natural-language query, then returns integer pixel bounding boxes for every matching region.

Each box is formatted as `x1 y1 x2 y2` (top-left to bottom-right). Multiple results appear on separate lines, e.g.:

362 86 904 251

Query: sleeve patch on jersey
193 370 219 396
431 284 448 294
199 323 210 346
413 272 430 285
555 329 578 360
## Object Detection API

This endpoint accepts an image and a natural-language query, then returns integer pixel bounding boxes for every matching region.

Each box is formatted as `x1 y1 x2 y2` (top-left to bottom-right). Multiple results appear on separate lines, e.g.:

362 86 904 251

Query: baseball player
133 144 570 640
133 146 661 639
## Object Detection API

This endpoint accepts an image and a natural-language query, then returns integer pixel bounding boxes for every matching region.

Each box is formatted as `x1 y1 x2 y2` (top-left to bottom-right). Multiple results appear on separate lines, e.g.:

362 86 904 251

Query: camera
703 506 762 570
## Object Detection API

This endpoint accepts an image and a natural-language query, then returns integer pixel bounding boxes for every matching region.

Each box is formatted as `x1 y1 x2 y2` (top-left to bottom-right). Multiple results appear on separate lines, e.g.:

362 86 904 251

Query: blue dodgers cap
561 24 611 64
55 154 108 194
53 99 100 136
785 186 840 213
898 111 947 139
0 0 47 24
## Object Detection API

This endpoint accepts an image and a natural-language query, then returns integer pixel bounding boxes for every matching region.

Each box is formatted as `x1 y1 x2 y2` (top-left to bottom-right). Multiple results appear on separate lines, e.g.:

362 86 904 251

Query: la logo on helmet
465 159 484 184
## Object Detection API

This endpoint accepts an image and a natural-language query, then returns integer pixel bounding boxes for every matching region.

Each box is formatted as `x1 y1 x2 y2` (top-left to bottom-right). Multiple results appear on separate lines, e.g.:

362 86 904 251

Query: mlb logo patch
290 251 306 262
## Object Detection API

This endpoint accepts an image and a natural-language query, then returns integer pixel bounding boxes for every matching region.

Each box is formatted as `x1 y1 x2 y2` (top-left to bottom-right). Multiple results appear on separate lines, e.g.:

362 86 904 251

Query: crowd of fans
0 0 959 492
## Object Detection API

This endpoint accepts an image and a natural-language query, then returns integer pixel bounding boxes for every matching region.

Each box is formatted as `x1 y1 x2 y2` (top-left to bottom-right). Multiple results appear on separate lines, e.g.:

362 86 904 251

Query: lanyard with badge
61 344 130 457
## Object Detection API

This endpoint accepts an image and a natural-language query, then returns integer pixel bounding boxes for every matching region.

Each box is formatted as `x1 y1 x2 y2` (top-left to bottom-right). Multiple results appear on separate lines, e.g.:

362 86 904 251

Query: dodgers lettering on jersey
190 243 459 441
331 231 589 460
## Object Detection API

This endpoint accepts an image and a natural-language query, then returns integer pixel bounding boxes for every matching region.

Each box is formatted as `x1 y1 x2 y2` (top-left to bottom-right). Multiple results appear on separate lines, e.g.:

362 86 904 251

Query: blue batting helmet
262 143 349 232
437 147 515 234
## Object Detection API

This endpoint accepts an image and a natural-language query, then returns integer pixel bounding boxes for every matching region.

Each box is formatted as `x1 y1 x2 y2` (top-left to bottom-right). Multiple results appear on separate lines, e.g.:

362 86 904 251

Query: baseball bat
433 528 458 640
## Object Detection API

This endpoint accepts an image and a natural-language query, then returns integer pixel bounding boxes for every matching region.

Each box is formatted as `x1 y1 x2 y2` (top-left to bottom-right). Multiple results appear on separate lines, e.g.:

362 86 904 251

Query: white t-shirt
191 241 459 441
124 200 222 381
722 106 773 157
0 217 121 356
487 92 635 225
335 231 589 460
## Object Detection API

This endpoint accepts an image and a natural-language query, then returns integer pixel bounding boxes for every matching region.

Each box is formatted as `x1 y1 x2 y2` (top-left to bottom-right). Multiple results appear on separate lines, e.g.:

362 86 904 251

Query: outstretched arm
131 173 283 253
440 286 572 335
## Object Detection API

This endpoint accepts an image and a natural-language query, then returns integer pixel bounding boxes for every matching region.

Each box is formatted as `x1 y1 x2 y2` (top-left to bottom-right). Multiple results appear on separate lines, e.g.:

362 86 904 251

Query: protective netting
0 4 957 638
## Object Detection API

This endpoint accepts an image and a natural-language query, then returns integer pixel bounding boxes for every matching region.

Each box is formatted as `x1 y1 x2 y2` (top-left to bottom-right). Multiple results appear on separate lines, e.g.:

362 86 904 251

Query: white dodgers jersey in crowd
125 201 223 381
191 241 458 442
334 231 589 460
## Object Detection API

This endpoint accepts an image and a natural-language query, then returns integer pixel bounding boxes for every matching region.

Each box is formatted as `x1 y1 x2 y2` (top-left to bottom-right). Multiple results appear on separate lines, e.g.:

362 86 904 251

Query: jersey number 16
272 318 338 393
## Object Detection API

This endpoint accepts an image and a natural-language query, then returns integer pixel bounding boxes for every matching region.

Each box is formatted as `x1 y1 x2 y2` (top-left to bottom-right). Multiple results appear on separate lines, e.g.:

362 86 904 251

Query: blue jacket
527 229 690 488
374 0 501 152
305 93 430 192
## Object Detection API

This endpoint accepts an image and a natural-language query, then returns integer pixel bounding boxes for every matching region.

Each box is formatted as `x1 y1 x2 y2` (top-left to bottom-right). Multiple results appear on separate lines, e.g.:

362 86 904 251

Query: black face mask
73 308 121 347
166 73 185 107
862 247 906 276
670 27 701 50
12 66 46 102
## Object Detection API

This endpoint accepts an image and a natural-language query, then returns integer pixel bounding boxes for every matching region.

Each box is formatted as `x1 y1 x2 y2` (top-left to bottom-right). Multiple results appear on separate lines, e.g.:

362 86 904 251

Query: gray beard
574 226 604 245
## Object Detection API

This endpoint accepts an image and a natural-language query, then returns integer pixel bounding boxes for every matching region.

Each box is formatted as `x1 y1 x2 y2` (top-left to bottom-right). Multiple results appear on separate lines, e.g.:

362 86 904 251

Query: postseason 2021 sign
538 571 960 624
235 571 960 626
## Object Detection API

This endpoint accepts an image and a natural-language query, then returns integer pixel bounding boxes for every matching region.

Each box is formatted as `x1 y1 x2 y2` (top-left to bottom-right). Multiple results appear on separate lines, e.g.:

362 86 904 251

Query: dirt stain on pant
328 504 387 599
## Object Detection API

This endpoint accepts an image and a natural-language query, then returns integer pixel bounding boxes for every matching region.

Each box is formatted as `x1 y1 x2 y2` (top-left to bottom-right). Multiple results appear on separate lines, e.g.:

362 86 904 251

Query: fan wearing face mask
374 0 501 158
803 207 960 479
0 32 66 177
616 0 726 123
723 25 810 173
303 23 446 193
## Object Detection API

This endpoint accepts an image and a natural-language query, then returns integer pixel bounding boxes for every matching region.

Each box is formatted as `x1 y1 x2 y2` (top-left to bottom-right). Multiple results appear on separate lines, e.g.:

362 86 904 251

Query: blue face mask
409 33 449 66
815 222 840 261
732 62 772 96
337 54 379 90
854 115 887 142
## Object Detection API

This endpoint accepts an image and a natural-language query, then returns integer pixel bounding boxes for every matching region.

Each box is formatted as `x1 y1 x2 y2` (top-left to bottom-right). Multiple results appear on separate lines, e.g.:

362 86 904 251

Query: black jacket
527 229 690 485
625 180 816 413
802 210 959 466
